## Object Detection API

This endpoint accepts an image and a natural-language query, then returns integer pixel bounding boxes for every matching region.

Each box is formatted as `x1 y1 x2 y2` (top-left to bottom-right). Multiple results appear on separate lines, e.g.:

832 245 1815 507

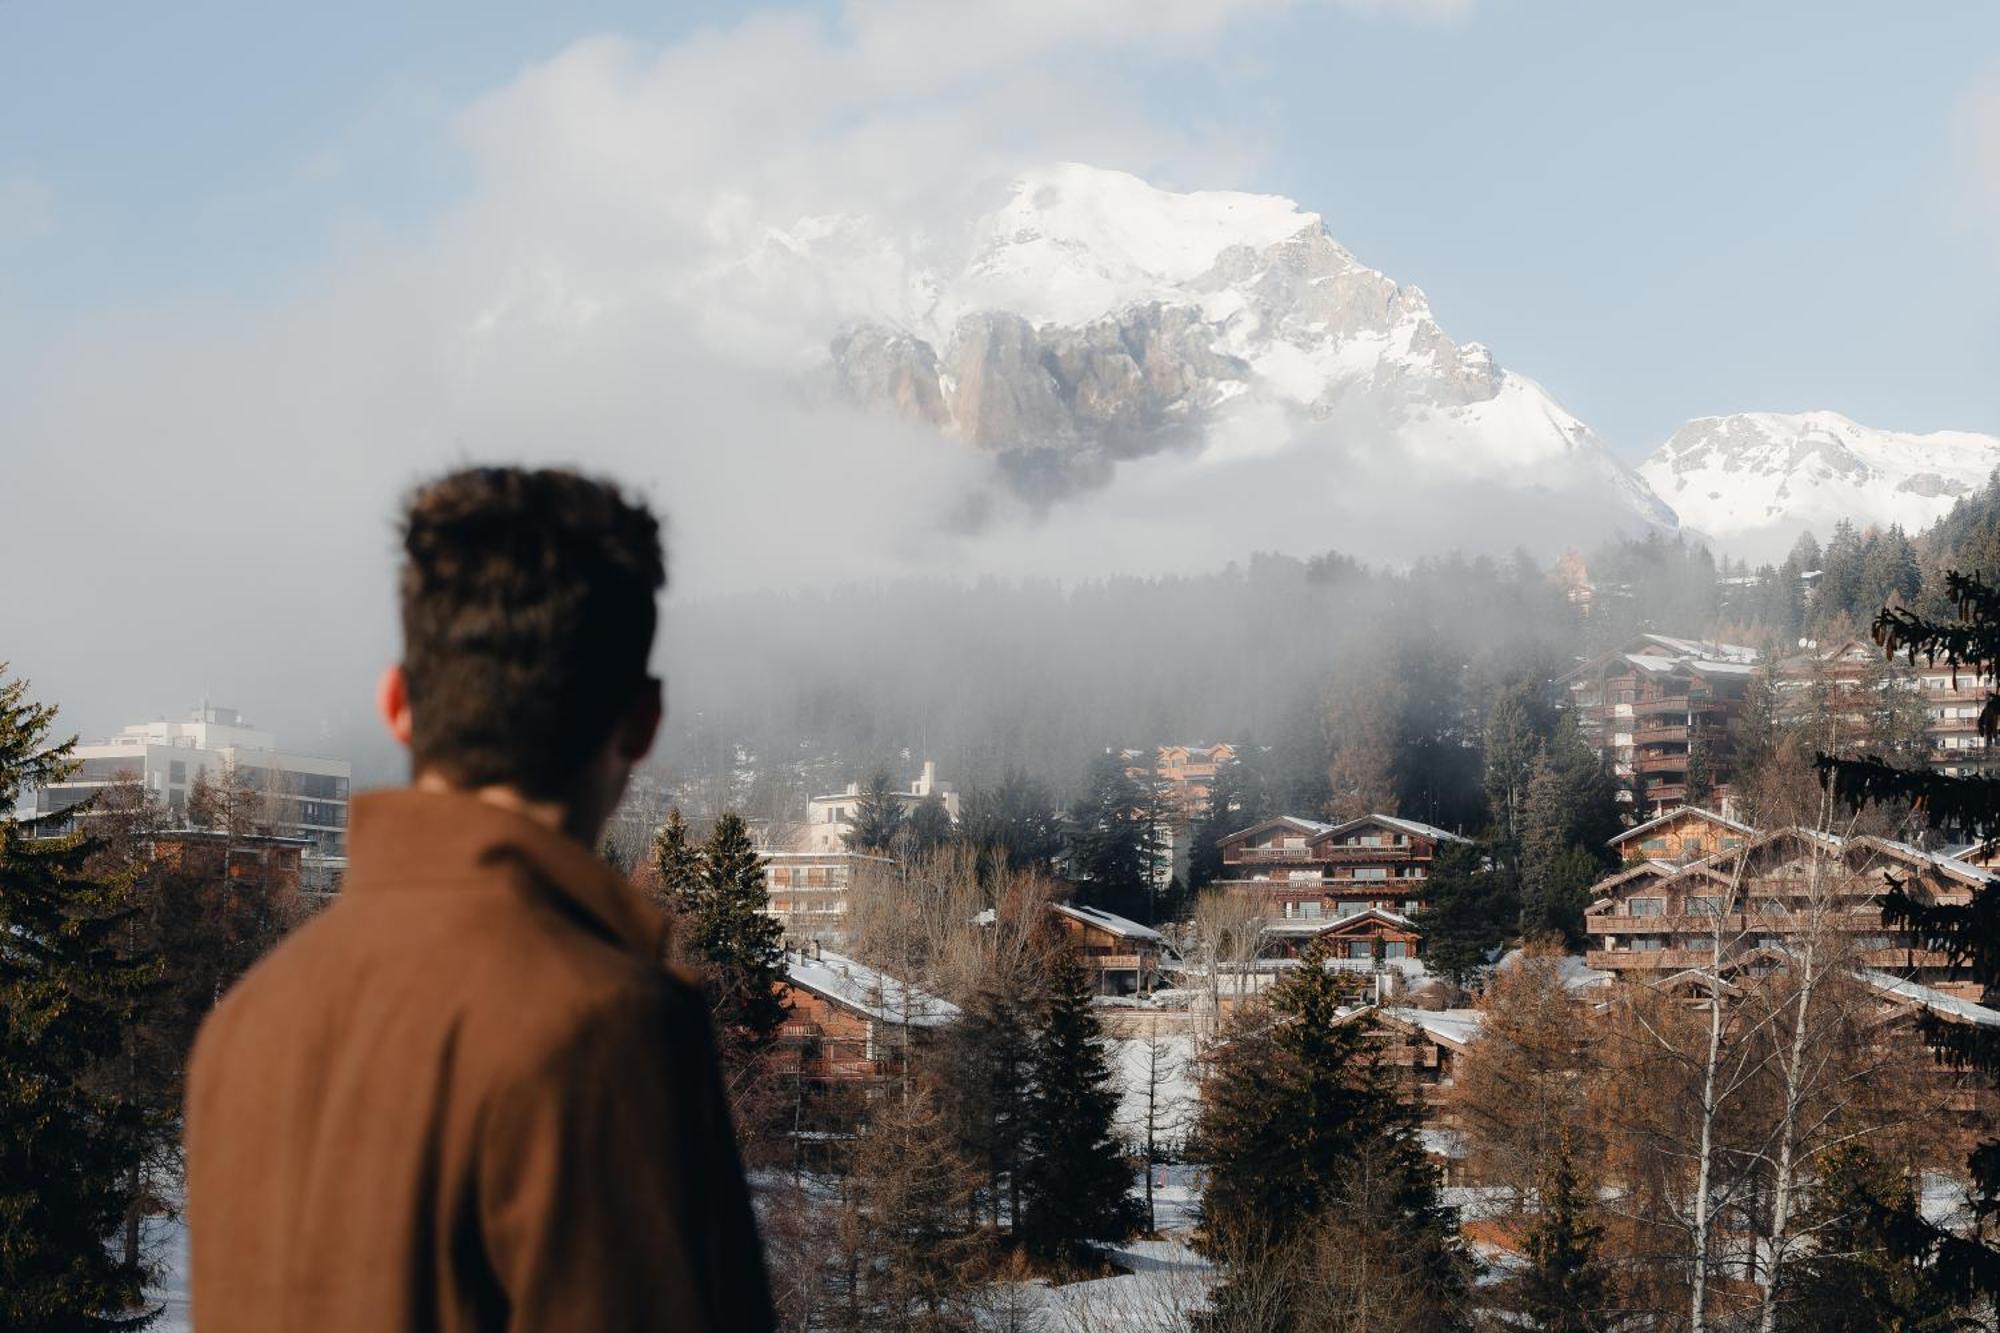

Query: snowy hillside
716 163 1677 528
1639 411 2000 558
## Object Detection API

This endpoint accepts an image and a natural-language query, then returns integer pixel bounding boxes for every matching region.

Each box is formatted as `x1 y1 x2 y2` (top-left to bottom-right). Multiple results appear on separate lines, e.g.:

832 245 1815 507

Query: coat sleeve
476 977 776 1332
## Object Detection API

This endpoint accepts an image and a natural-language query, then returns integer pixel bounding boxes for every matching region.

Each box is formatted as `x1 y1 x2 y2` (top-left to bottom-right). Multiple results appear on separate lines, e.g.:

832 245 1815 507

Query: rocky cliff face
791 163 1677 526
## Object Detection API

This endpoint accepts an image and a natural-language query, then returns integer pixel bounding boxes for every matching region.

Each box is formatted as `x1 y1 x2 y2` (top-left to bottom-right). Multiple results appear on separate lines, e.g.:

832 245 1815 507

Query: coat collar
343 788 665 960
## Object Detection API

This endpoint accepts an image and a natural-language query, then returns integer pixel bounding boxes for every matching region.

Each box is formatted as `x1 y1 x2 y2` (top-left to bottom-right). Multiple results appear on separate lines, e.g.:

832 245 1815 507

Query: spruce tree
1775 1144 1962 1331
1196 940 1469 1328
1817 571 2000 1298
1410 841 1513 987
1018 948 1139 1267
645 806 705 966
845 770 905 854
684 813 789 1051
1484 680 1552 846
935 965 1039 1228
1064 750 1153 921
0 669 159 1330
903 793 954 855
1514 1127 1609 1333
957 767 1063 876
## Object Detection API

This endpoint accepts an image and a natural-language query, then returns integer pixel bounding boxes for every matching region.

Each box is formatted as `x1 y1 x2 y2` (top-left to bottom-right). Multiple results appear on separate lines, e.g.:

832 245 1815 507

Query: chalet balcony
1082 953 1152 971
1631 723 1689 745
1317 843 1419 863
1586 947 1717 971
1633 752 1691 775
1633 697 1694 718
1225 846 1316 864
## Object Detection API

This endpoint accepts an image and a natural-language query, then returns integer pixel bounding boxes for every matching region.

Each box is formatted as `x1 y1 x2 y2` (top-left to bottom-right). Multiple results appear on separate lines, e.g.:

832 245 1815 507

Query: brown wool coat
185 789 775 1332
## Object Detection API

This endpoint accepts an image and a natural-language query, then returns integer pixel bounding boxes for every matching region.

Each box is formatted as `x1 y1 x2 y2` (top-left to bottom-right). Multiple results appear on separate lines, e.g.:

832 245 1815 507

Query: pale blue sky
3 1 1995 457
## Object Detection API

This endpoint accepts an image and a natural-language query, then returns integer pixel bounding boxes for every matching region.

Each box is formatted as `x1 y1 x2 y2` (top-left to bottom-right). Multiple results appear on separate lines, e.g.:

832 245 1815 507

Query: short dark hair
398 467 665 799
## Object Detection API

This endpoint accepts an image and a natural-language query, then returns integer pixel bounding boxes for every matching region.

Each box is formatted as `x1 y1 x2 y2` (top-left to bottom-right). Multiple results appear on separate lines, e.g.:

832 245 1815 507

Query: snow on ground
144 1213 192 1333
1105 1032 1201 1155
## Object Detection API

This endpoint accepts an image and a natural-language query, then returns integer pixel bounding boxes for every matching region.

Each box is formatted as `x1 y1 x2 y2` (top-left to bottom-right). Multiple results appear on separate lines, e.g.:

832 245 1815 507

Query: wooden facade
1258 907 1421 966
1584 826 1992 999
1563 634 1761 814
1609 806 1755 866
1050 902 1175 996
773 948 958 1110
1216 812 1471 918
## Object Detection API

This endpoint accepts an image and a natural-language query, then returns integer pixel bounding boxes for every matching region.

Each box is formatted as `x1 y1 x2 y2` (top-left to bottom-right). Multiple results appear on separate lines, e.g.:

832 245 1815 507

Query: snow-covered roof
1051 901 1172 947
1610 805 1758 847
1221 814 1334 843
1493 948 1616 991
1855 969 2000 1028
1854 836 2000 887
1365 814 1474 845
1386 1006 1483 1048
1258 906 1416 937
1637 633 1761 664
785 951 960 1027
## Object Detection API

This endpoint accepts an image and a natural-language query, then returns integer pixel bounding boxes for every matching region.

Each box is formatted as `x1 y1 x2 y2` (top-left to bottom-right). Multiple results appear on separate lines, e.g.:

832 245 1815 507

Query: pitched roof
1050 901 1173 949
1854 969 2000 1028
1219 814 1335 844
785 951 960 1027
1610 805 1758 849
1318 813 1473 845
1258 906 1416 938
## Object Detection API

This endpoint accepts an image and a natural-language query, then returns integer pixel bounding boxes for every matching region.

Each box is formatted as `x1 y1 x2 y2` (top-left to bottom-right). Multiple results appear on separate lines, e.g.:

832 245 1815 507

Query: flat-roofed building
800 759 958 853
23 704 351 859
761 849 894 947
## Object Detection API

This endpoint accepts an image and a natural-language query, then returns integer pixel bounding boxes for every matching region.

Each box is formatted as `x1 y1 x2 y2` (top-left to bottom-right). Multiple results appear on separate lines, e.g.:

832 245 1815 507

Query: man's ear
376 664 414 747
618 677 664 763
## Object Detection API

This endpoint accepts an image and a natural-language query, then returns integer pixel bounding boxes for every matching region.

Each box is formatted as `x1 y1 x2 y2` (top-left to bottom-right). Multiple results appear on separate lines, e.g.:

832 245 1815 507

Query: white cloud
1 0 1479 750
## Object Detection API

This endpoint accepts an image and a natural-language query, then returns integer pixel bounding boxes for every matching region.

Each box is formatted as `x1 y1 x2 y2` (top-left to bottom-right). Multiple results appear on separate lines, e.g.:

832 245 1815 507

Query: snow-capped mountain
1639 411 2000 559
715 164 1676 528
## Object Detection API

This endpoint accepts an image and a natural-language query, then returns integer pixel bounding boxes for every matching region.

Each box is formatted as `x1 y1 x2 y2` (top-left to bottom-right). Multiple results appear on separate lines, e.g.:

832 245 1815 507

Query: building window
1297 901 1322 919
1353 867 1388 881
1383 941 1408 959
1630 937 1666 952
1629 897 1664 917
1685 895 1724 916
1345 941 1372 960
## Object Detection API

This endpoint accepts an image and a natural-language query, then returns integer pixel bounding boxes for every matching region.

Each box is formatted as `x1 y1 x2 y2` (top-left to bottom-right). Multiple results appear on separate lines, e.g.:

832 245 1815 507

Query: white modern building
801 759 959 853
24 704 352 857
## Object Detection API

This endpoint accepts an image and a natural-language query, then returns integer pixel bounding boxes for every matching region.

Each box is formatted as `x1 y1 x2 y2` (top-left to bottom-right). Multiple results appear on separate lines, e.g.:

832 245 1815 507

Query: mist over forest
644 475 1997 832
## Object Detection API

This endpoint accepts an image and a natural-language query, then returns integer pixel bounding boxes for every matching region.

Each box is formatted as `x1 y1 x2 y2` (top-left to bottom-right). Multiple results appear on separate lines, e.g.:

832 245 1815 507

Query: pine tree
1514 1127 1609 1332
1064 750 1153 921
957 767 1063 876
1409 841 1513 987
1186 751 1275 893
1018 948 1139 1267
835 1086 985 1332
1196 940 1470 1329
935 964 1039 1229
1817 571 2000 1299
647 806 705 955
903 793 954 855
846 770 905 854
1774 1144 1964 1331
1484 680 1552 846
1685 730 1715 807
0 669 160 1330
684 813 789 1051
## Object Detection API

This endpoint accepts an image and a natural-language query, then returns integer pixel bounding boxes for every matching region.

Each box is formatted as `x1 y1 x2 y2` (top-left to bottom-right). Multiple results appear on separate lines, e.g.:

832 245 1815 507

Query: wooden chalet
1583 825 1994 999
1216 812 1472 918
1609 805 1755 866
1337 1005 1483 1184
774 947 958 1097
1258 907 1420 966
1049 902 1177 996
1778 637 2000 777
1562 633 1761 813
